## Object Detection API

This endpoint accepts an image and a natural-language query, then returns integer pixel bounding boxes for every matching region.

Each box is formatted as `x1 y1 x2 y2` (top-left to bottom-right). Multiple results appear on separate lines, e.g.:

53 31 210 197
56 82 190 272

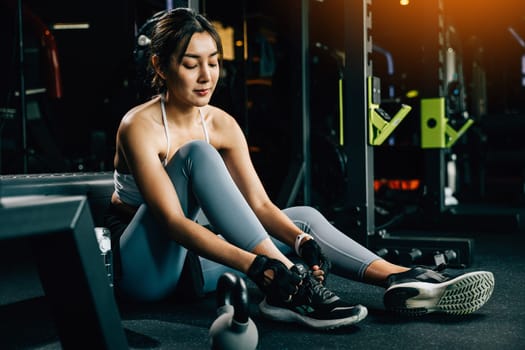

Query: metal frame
340 0 375 246
300 0 312 205
276 0 312 208
16 0 28 173
337 0 485 262
420 0 448 215
277 0 375 244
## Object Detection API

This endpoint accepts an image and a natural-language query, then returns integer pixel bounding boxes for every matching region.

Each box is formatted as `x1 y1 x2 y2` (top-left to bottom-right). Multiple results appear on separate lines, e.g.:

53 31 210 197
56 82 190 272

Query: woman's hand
299 239 332 284
247 255 302 302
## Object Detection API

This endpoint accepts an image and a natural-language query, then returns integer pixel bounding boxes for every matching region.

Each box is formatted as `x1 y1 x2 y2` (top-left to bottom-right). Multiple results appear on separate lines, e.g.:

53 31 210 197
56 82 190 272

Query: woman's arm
214 109 305 248
216 114 328 281
117 111 256 274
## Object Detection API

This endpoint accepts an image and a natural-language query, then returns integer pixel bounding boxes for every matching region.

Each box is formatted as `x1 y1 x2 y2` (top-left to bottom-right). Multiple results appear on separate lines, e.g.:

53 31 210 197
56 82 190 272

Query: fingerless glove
246 255 302 302
299 239 332 282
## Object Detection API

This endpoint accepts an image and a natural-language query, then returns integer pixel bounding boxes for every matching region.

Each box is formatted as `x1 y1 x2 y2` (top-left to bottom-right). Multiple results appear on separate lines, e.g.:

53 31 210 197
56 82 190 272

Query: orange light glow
374 179 421 192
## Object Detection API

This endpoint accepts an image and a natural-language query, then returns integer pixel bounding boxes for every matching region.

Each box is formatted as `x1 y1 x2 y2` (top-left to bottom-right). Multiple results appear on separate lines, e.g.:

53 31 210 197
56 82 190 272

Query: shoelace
303 273 336 301
290 264 337 304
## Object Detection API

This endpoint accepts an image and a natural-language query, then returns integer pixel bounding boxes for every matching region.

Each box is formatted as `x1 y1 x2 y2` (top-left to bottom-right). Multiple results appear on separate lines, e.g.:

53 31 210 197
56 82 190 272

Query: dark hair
149 8 223 93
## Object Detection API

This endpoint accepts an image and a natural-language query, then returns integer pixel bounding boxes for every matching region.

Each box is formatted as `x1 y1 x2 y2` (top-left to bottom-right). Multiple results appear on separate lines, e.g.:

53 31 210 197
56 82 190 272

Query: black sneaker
384 264 494 316
258 264 368 330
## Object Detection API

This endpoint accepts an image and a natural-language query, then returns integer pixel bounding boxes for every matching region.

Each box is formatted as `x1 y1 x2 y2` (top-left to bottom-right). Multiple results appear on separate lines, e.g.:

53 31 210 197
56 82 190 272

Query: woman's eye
183 64 197 69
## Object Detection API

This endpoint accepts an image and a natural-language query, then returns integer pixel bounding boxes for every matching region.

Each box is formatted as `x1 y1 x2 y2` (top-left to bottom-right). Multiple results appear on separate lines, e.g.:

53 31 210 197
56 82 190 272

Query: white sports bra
159 95 210 165
114 96 210 206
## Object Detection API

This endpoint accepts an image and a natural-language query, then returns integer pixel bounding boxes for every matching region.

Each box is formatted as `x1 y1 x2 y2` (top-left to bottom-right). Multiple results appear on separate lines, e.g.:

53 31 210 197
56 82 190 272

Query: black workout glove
299 239 332 283
247 255 302 302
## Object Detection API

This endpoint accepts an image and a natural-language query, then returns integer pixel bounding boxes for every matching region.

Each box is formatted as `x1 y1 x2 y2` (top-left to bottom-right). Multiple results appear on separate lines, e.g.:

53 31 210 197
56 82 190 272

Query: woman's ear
151 55 166 80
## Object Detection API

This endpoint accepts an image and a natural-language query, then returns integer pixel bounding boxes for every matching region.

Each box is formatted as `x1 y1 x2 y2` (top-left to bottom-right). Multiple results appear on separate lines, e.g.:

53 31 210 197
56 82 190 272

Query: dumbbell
399 248 423 266
433 249 458 266
375 248 400 264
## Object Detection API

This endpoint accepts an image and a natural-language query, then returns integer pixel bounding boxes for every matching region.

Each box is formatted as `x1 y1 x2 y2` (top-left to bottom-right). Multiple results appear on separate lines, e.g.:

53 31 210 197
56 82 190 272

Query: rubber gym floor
1 224 524 349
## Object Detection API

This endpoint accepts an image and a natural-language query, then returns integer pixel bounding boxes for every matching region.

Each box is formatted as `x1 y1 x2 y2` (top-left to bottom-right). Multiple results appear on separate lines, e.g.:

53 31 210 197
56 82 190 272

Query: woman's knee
284 205 324 221
166 140 221 172
180 140 218 159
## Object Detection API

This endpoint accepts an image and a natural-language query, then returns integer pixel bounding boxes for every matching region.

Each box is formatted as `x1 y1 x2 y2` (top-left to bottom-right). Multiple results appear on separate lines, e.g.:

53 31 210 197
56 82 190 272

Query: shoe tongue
408 267 449 283
422 268 449 282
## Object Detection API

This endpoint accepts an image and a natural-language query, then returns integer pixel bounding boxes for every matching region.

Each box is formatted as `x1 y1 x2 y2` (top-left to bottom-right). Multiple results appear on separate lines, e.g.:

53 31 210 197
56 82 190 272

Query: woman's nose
199 65 211 82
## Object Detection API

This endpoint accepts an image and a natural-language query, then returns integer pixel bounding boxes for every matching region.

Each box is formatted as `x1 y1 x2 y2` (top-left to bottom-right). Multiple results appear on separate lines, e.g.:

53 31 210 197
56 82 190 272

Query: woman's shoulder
203 104 238 126
126 96 161 117
120 97 161 128
117 97 163 143
203 105 245 148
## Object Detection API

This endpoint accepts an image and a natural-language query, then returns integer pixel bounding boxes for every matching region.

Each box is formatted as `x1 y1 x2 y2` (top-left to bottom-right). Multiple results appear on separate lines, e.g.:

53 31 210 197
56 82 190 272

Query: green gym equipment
368 76 412 146
421 97 473 149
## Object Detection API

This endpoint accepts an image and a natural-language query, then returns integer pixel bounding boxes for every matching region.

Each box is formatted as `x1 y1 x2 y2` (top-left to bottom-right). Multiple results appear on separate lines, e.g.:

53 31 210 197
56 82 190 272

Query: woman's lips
195 89 210 96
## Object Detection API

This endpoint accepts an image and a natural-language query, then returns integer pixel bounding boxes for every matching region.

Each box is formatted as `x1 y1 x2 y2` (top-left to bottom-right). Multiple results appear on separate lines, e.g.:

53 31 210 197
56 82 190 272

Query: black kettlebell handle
216 272 249 324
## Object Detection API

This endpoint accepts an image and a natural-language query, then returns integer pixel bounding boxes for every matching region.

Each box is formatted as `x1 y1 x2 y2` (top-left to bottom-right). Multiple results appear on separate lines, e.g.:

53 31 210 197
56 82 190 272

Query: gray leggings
118 140 379 301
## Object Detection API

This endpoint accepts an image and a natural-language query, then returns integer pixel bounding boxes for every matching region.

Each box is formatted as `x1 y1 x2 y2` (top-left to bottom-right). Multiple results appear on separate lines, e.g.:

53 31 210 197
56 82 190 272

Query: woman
104 8 494 330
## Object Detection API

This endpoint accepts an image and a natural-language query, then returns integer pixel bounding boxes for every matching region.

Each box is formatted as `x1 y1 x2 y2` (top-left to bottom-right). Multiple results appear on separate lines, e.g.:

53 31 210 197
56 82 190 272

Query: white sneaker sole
258 298 368 330
384 271 495 316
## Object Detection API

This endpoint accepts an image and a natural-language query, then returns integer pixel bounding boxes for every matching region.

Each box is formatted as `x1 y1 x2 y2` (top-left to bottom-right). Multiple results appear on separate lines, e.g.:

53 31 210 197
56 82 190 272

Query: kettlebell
209 272 258 350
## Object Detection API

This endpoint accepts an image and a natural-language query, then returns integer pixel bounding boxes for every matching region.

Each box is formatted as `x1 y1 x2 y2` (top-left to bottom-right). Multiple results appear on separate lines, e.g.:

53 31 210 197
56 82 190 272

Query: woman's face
165 32 220 107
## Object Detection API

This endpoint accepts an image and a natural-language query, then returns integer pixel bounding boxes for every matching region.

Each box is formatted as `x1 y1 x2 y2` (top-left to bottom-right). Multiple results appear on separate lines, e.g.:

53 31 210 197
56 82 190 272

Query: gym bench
0 172 127 349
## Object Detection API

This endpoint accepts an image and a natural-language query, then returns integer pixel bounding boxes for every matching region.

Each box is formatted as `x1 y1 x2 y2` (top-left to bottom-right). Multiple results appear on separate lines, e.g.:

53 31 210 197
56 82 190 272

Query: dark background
1 0 524 207
1 2 524 348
